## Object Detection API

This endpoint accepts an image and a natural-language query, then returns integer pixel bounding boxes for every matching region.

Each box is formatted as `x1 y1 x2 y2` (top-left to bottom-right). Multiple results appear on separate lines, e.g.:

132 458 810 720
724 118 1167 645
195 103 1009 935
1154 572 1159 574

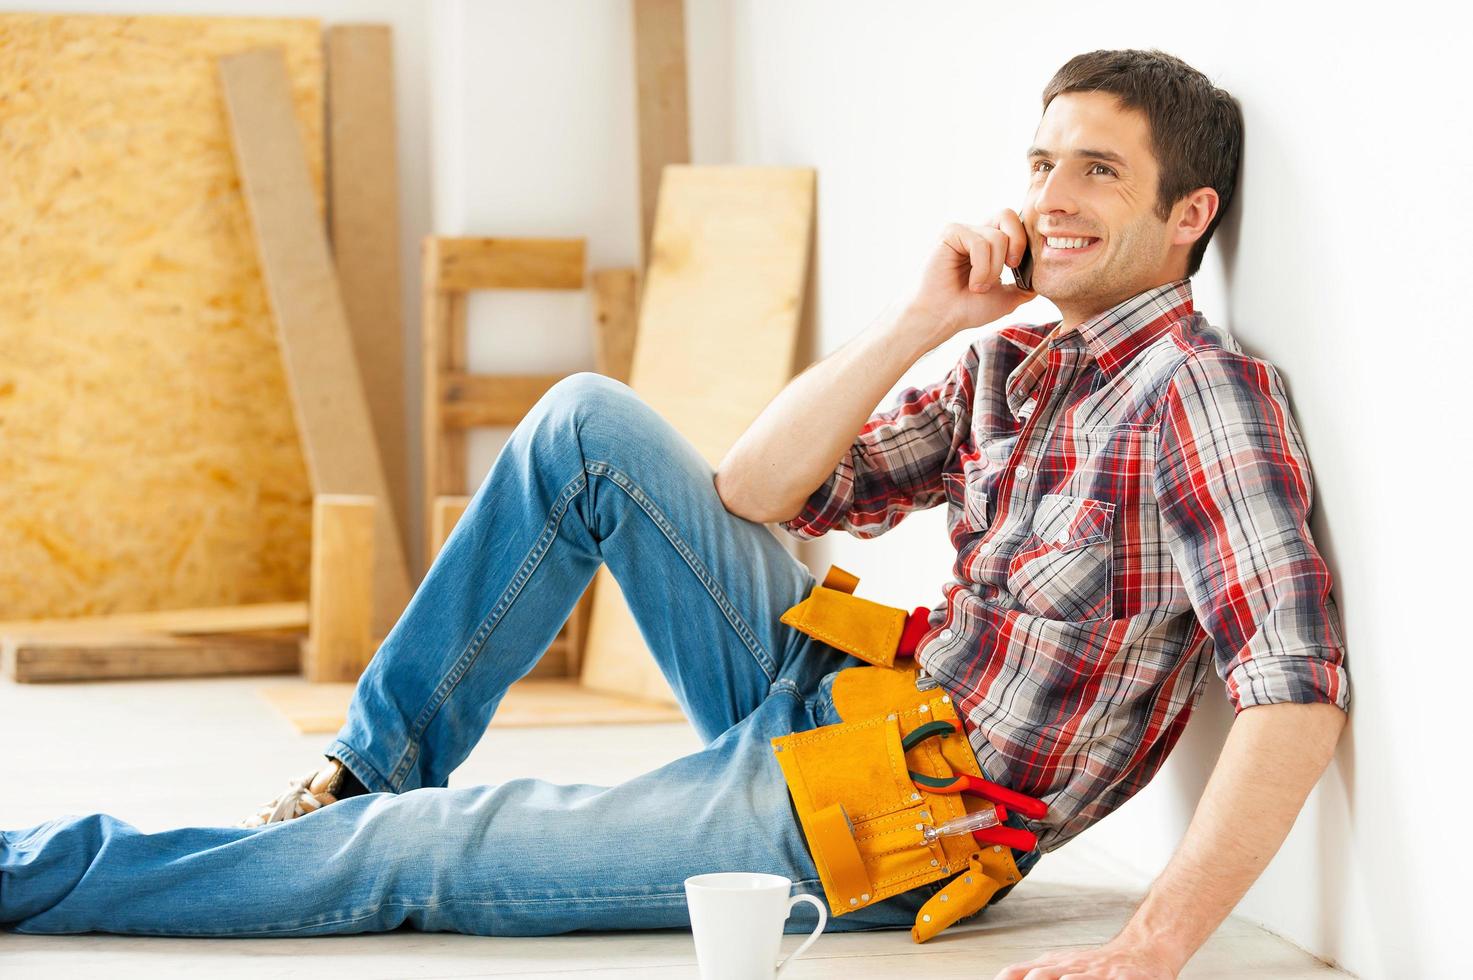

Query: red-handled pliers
903 719 1048 851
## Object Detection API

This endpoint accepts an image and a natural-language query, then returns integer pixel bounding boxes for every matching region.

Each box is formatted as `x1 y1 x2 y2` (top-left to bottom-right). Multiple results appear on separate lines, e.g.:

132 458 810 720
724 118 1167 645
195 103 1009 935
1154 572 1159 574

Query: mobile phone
1009 235 1034 292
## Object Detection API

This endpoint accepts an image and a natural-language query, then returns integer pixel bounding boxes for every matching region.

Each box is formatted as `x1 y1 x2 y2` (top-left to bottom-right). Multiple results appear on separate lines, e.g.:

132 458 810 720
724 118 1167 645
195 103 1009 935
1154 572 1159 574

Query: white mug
684 872 827 980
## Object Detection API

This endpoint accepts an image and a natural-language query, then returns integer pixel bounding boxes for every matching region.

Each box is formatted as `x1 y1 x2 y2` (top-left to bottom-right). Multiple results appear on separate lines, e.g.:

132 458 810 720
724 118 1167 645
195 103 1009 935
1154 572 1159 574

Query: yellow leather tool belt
771 567 1025 944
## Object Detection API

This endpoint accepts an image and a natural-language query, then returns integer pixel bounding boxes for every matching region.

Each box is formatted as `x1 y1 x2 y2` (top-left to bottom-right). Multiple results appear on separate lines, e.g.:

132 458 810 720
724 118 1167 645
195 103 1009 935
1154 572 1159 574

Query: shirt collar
1003 278 1194 418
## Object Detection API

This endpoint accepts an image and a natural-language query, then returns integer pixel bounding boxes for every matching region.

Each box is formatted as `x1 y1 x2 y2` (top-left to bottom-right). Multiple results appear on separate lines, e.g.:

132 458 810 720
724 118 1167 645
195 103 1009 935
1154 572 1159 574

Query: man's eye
1029 161 1115 176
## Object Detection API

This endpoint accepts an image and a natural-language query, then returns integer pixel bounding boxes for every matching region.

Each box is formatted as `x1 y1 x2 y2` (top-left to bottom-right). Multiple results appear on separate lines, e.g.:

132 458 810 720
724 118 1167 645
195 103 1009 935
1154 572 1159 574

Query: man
1 48 1347 978
729 49 1349 976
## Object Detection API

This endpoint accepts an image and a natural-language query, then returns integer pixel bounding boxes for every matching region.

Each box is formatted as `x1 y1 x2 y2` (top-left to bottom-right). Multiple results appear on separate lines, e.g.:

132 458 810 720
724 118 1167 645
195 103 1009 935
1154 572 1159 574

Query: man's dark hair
1041 49 1243 278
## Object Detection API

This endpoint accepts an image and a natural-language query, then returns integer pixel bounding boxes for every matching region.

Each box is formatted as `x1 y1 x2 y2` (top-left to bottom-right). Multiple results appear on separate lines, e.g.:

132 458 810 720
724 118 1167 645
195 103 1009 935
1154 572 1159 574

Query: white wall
428 0 734 489
720 2 1470 977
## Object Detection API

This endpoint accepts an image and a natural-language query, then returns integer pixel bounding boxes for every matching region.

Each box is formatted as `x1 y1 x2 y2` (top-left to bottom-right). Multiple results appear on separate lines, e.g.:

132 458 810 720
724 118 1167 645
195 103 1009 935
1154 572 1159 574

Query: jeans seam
27 879 830 938
584 458 778 680
389 469 589 790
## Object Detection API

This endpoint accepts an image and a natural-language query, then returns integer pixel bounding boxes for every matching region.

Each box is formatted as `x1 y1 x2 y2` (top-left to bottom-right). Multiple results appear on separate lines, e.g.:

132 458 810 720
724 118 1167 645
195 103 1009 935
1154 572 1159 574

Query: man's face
1023 91 1186 321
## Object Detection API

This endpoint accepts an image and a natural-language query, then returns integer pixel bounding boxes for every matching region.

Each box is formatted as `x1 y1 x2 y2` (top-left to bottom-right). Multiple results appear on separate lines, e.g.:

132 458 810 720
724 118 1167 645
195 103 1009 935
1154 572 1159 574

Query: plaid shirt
780 278 1350 851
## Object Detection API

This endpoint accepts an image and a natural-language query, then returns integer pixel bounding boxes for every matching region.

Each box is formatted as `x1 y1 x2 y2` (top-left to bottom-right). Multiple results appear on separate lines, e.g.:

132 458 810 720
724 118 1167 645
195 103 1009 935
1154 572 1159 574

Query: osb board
257 678 686 734
0 14 324 619
578 166 815 703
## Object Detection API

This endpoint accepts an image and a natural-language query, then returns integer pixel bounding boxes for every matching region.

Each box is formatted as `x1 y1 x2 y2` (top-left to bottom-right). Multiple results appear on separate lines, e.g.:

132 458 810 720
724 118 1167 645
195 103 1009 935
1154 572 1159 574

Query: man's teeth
1046 237 1096 249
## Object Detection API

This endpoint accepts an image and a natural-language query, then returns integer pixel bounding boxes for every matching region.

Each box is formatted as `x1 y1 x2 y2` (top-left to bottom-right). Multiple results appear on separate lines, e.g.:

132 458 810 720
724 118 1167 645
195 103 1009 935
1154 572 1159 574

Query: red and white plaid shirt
780 278 1350 851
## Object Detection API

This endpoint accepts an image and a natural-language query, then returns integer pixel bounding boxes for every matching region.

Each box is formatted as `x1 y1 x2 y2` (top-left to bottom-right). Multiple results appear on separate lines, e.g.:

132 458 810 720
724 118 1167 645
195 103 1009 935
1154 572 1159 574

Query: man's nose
1030 169 1080 217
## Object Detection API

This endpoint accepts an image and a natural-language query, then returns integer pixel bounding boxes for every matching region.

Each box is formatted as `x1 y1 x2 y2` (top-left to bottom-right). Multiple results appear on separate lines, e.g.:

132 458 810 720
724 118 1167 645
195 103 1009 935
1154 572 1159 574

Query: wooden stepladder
420 237 639 678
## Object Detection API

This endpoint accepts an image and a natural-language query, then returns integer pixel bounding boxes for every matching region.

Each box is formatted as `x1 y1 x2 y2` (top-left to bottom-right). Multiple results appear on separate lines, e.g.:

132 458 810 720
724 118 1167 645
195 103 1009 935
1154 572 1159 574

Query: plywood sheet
0 13 324 619
219 48 412 638
578 166 815 703
258 677 686 734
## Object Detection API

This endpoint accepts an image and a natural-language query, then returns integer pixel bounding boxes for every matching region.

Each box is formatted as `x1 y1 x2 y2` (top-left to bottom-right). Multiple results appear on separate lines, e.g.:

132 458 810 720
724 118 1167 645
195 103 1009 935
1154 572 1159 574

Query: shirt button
939 629 955 641
1015 465 1030 479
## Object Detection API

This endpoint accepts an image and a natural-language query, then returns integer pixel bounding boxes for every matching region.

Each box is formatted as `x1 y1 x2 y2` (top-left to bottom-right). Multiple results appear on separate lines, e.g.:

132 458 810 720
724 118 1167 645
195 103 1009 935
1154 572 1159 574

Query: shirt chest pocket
942 471 990 535
1006 493 1115 623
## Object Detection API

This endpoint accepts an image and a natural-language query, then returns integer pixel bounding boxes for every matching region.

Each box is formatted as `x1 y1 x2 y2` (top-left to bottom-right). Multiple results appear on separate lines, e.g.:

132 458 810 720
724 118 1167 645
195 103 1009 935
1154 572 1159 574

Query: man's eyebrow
1026 146 1128 166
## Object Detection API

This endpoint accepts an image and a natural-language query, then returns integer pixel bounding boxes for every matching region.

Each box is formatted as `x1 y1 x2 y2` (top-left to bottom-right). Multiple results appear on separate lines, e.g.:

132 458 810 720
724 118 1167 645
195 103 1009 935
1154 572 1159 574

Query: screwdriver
921 808 999 843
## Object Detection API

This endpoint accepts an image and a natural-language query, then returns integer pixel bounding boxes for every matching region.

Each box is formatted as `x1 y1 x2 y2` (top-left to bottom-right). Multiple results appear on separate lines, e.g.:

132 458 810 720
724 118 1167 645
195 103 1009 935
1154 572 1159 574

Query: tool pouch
778 564 909 669
772 572 1025 943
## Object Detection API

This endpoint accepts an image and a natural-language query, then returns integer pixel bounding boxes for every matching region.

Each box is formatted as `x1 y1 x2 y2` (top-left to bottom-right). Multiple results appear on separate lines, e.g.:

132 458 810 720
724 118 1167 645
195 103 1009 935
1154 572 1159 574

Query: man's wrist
1113 911 1198 974
883 303 950 359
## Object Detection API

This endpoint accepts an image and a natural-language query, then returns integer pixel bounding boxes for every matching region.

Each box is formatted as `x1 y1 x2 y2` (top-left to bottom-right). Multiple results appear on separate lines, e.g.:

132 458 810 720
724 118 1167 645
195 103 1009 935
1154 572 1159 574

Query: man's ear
1173 187 1219 247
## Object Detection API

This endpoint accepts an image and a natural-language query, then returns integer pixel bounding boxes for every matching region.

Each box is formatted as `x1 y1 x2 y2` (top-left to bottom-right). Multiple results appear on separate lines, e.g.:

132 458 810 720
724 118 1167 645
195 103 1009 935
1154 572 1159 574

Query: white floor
0 673 1348 978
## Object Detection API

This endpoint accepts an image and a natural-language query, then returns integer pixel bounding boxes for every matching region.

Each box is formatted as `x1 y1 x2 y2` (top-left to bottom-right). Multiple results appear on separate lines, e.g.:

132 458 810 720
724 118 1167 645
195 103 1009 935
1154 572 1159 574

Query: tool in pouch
770 565 1049 943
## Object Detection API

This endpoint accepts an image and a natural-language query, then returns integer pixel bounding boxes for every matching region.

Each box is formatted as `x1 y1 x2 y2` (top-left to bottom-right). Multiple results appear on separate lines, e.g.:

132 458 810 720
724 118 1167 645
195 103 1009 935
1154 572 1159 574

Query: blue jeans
1 373 1037 937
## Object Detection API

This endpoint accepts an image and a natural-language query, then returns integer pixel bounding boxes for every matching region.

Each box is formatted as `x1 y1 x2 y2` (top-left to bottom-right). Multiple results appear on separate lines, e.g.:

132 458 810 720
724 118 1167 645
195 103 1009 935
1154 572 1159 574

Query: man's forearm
714 303 943 523
1114 701 1347 972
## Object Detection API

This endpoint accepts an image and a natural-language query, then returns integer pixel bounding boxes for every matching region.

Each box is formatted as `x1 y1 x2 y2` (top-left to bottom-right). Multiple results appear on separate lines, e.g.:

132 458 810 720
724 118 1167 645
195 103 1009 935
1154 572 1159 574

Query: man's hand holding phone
904 209 1036 348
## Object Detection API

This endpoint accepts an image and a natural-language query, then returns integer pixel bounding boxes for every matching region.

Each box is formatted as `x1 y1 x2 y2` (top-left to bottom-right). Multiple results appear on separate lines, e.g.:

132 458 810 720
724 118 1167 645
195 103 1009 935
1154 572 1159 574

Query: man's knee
532 372 657 449
536 372 633 424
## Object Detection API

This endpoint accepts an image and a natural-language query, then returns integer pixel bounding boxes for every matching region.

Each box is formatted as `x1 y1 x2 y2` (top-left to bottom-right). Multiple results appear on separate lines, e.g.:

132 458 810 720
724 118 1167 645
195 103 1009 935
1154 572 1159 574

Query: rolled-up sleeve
1153 349 1350 714
778 346 975 541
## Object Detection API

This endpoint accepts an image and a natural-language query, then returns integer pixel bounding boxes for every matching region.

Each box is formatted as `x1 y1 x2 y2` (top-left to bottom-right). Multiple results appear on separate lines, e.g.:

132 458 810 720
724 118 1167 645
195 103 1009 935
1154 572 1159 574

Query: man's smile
1041 235 1102 259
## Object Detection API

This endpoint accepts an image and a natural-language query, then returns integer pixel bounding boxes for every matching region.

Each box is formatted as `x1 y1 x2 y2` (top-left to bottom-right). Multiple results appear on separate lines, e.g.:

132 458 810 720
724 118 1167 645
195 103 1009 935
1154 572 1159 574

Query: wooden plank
632 0 691 268
563 583 596 678
537 635 570 679
579 166 815 704
0 14 324 620
0 602 308 637
573 266 640 677
219 48 412 641
258 677 685 734
592 268 640 383
431 237 585 292
429 495 473 563
420 238 468 568
326 24 409 571
306 494 376 683
441 371 563 428
5 632 301 683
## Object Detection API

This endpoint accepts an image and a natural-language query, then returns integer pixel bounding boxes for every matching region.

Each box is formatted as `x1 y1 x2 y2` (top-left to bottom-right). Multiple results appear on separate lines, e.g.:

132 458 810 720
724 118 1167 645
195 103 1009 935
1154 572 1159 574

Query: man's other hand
992 937 1179 979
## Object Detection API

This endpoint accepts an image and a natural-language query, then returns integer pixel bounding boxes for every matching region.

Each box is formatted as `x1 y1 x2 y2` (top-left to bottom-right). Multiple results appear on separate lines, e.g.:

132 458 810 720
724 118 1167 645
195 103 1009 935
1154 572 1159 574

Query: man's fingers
952 224 1003 293
943 223 994 293
977 227 1009 289
993 957 1046 980
996 208 1030 267
934 218 1036 302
